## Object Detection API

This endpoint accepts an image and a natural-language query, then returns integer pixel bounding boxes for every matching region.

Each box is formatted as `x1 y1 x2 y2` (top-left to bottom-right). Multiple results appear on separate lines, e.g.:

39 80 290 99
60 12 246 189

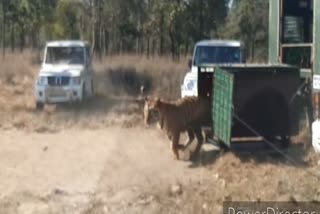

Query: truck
195 0 315 149
35 40 94 109
181 40 244 98
208 64 301 148
268 0 320 152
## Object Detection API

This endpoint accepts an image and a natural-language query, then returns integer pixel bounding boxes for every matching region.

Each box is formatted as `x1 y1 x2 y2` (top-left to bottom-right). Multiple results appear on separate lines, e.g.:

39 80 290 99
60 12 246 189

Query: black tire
36 102 44 110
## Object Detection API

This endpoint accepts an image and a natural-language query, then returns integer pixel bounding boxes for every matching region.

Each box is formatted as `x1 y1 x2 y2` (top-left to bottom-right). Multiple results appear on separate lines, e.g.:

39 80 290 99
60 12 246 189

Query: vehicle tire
36 102 44 110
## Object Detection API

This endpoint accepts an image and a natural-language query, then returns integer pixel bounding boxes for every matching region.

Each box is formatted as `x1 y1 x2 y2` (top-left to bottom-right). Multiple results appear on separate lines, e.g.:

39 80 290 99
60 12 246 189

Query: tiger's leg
171 133 180 160
184 129 195 150
193 127 204 156
157 115 164 129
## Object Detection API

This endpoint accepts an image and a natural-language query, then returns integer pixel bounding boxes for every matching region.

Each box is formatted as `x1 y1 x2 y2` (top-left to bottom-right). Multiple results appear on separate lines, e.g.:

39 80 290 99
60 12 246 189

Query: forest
0 0 268 61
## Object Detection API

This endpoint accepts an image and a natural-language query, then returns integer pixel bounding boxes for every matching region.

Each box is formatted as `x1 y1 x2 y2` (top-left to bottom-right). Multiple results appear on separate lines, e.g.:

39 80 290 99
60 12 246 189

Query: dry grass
0 50 38 81
0 52 319 213
0 51 39 113
0 51 188 131
94 54 188 73
93 54 188 99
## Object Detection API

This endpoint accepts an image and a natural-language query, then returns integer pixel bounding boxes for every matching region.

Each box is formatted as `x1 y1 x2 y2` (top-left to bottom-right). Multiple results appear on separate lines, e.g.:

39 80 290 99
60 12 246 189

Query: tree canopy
220 0 269 61
0 0 268 61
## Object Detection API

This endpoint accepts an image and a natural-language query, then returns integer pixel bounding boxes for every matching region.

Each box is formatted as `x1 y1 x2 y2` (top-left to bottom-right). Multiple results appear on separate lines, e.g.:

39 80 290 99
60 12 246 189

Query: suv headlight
185 79 196 90
71 76 81 85
37 76 47 86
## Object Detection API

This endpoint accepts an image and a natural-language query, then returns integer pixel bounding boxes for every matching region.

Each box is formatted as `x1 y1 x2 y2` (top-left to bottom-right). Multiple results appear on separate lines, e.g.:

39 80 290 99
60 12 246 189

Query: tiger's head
143 97 161 126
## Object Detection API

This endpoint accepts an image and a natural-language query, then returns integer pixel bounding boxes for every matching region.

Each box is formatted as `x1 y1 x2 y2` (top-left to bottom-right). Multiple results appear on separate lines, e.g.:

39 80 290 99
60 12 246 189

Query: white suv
35 40 94 109
181 40 243 98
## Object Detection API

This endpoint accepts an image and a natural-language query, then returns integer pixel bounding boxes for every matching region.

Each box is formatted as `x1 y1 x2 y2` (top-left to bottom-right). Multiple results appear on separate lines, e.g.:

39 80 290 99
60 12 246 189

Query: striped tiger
143 96 212 160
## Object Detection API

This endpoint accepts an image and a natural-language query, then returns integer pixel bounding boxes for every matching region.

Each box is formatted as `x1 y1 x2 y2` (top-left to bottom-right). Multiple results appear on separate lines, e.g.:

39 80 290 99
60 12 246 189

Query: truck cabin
192 40 243 66
44 41 91 66
271 0 314 72
269 0 319 117
196 40 244 98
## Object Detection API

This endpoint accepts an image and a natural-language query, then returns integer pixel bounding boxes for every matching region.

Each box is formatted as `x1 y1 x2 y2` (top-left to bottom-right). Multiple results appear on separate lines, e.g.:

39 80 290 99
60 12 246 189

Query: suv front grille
48 76 70 86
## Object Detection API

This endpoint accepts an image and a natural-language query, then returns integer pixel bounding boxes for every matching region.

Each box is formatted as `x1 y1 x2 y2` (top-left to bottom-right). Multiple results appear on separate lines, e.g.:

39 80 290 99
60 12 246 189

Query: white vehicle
312 119 320 154
35 40 94 109
181 40 244 98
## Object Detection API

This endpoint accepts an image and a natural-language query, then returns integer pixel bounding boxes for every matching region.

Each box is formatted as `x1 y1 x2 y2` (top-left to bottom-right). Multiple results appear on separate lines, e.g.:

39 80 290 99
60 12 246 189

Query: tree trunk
2 1 6 58
90 0 96 54
198 0 204 40
140 33 144 55
19 27 25 52
170 34 175 60
120 40 123 54
97 21 102 59
31 27 39 50
104 28 109 55
152 39 156 56
159 12 164 55
169 18 176 60
184 41 189 56
97 0 103 59
176 41 181 60
147 37 150 58
251 42 255 62
102 26 106 55
79 15 84 41
10 22 15 52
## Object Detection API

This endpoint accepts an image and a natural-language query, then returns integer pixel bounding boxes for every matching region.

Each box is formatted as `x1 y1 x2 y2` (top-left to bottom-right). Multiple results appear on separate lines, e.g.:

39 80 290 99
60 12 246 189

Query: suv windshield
45 47 85 65
194 46 241 65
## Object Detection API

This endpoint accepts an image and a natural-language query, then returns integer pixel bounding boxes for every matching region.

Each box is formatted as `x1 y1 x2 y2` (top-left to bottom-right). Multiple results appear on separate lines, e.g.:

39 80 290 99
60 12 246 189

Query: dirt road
2 126 320 214
1 65 320 213
0 127 217 214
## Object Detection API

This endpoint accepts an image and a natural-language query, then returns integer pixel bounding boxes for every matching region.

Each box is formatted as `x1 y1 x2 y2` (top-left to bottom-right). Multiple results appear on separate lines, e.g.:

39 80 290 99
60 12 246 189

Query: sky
228 0 234 8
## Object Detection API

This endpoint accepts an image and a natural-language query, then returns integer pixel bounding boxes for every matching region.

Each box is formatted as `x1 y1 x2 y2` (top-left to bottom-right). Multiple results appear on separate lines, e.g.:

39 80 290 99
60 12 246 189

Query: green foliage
53 0 81 39
219 0 269 61
0 0 268 60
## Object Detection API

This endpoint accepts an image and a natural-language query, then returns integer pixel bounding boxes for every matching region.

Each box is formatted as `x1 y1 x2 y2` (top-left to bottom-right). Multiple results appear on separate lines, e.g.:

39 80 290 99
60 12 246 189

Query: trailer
197 0 319 148
199 64 303 148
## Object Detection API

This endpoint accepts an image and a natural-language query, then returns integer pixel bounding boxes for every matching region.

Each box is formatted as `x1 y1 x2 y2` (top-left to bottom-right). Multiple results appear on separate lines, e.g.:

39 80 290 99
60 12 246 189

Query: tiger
143 96 212 160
